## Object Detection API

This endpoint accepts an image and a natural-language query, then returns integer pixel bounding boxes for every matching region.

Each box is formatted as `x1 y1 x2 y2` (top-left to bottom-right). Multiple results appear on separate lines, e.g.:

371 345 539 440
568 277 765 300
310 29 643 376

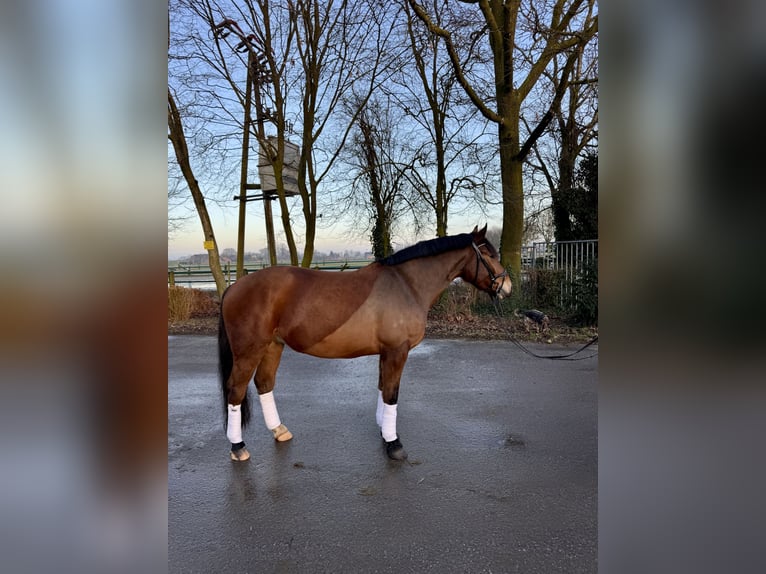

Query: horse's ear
471 225 479 234
478 224 487 237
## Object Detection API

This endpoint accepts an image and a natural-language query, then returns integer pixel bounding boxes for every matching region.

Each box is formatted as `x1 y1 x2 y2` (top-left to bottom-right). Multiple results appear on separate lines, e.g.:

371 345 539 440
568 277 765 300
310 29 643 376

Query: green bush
566 259 598 325
521 268 565 312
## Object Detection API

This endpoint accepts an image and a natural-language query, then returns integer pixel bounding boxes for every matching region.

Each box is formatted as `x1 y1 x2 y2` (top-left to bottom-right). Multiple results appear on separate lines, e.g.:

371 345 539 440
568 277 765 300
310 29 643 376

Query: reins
490 298 599 361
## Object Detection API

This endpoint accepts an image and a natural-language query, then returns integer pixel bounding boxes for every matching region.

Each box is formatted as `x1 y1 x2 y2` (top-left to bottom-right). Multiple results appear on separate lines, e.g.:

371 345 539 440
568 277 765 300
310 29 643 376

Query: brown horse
218 225 511 461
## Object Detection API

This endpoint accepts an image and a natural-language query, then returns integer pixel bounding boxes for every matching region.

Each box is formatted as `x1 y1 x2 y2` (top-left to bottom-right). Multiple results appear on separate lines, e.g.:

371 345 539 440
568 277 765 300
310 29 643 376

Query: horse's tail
219 288 251 430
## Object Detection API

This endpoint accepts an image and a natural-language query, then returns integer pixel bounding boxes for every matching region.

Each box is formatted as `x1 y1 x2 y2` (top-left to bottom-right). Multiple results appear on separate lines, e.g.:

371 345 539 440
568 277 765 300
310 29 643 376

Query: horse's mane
378 234 474 266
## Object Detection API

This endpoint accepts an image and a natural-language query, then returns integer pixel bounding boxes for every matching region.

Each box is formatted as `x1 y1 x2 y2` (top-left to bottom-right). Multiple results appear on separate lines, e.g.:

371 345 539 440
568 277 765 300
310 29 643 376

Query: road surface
169 335 597 573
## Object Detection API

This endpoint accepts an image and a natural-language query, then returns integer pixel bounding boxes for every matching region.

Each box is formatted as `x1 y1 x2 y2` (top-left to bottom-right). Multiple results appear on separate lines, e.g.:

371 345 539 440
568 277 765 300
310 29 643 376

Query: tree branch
515 47 579 162
407 0 502 124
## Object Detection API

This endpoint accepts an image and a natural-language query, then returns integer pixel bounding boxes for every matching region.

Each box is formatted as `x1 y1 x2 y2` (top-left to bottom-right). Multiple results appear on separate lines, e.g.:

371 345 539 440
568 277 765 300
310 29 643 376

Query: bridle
471 242 508 298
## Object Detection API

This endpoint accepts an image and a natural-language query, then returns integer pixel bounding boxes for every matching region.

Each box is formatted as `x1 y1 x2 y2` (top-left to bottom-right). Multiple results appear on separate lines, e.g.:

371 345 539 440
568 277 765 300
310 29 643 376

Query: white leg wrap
381 403 398 442
227 404 243 444
259 391 281 430
376 390 384 427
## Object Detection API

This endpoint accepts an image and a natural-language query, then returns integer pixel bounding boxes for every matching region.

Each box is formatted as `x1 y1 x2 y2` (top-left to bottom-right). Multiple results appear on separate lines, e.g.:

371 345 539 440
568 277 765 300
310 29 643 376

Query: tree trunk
271 144 299 266
552 125 576 241
497 91 523 282
168 90 227 296
434 125 448 237
273 166 299 265
359 114 392 259
299 144 316 268
498 122 524 283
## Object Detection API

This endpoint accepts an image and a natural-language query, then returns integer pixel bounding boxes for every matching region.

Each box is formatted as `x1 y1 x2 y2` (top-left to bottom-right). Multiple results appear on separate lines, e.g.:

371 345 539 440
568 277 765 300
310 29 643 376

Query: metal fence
521 239 598 311
168 260 370 289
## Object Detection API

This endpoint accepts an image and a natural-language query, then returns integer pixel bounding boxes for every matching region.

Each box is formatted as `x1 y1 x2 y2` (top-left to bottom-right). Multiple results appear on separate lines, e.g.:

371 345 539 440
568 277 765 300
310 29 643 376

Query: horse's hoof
385 438 408 461
230 446 250 462
272 424 293 442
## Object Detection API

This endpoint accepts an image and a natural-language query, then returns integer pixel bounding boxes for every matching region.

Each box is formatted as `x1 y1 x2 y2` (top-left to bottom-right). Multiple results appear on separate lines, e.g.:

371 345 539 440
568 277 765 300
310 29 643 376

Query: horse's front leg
377 342 409 460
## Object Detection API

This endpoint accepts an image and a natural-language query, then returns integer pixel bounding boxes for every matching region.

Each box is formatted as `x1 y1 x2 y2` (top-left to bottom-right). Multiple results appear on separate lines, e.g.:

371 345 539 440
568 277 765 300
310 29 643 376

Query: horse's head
463 225 513 299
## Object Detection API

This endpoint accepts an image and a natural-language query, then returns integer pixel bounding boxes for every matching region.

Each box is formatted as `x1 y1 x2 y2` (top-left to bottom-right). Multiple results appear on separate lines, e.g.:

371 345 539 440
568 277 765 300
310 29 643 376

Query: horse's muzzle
494 276 512 300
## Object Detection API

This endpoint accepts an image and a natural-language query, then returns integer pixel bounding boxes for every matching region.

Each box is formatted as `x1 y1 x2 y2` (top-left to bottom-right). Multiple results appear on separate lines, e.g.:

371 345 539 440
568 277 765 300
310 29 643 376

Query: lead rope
491 298 599 361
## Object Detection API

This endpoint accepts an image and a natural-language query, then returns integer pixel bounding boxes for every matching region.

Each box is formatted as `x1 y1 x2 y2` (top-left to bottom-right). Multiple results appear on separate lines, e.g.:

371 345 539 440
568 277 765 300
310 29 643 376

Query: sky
167 191 503 260
168 197 367 258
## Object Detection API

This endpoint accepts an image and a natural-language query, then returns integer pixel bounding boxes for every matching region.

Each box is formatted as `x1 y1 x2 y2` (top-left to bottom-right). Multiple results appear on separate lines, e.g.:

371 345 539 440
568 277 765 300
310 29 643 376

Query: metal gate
521 239 598 311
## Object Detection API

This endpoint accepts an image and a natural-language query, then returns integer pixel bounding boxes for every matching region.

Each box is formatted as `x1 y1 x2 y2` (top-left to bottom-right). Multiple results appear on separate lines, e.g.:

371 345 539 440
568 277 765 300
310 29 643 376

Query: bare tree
169 0 396 267
523 205 555 244
358 105 394 258
556 51 598 240
408 0 598 280
188 0 301 265
341 96 421 258
289 0 400 266
168 88 228 295
526 1 597 241
393 0 493 237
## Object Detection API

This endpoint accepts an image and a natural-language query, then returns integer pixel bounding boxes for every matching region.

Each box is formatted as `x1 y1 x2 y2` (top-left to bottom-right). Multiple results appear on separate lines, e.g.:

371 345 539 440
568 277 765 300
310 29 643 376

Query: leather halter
471 242 508 297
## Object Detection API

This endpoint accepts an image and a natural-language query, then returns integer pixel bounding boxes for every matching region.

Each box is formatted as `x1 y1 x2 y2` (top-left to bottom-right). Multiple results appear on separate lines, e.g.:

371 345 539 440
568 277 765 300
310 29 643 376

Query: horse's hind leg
226 352 264 461
254 341 292 442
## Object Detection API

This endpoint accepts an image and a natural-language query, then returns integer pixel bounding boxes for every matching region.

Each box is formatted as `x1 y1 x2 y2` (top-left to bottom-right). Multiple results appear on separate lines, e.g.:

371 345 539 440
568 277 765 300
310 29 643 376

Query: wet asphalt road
169 336 597 574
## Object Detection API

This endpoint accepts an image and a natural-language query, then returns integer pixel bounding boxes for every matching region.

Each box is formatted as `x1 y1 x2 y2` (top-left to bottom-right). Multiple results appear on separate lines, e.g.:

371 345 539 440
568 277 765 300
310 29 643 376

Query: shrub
168 287 218 321
168 286 194 321
522 268 564 312
566 259 598 325
431 280 476 319
189 289 219 318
